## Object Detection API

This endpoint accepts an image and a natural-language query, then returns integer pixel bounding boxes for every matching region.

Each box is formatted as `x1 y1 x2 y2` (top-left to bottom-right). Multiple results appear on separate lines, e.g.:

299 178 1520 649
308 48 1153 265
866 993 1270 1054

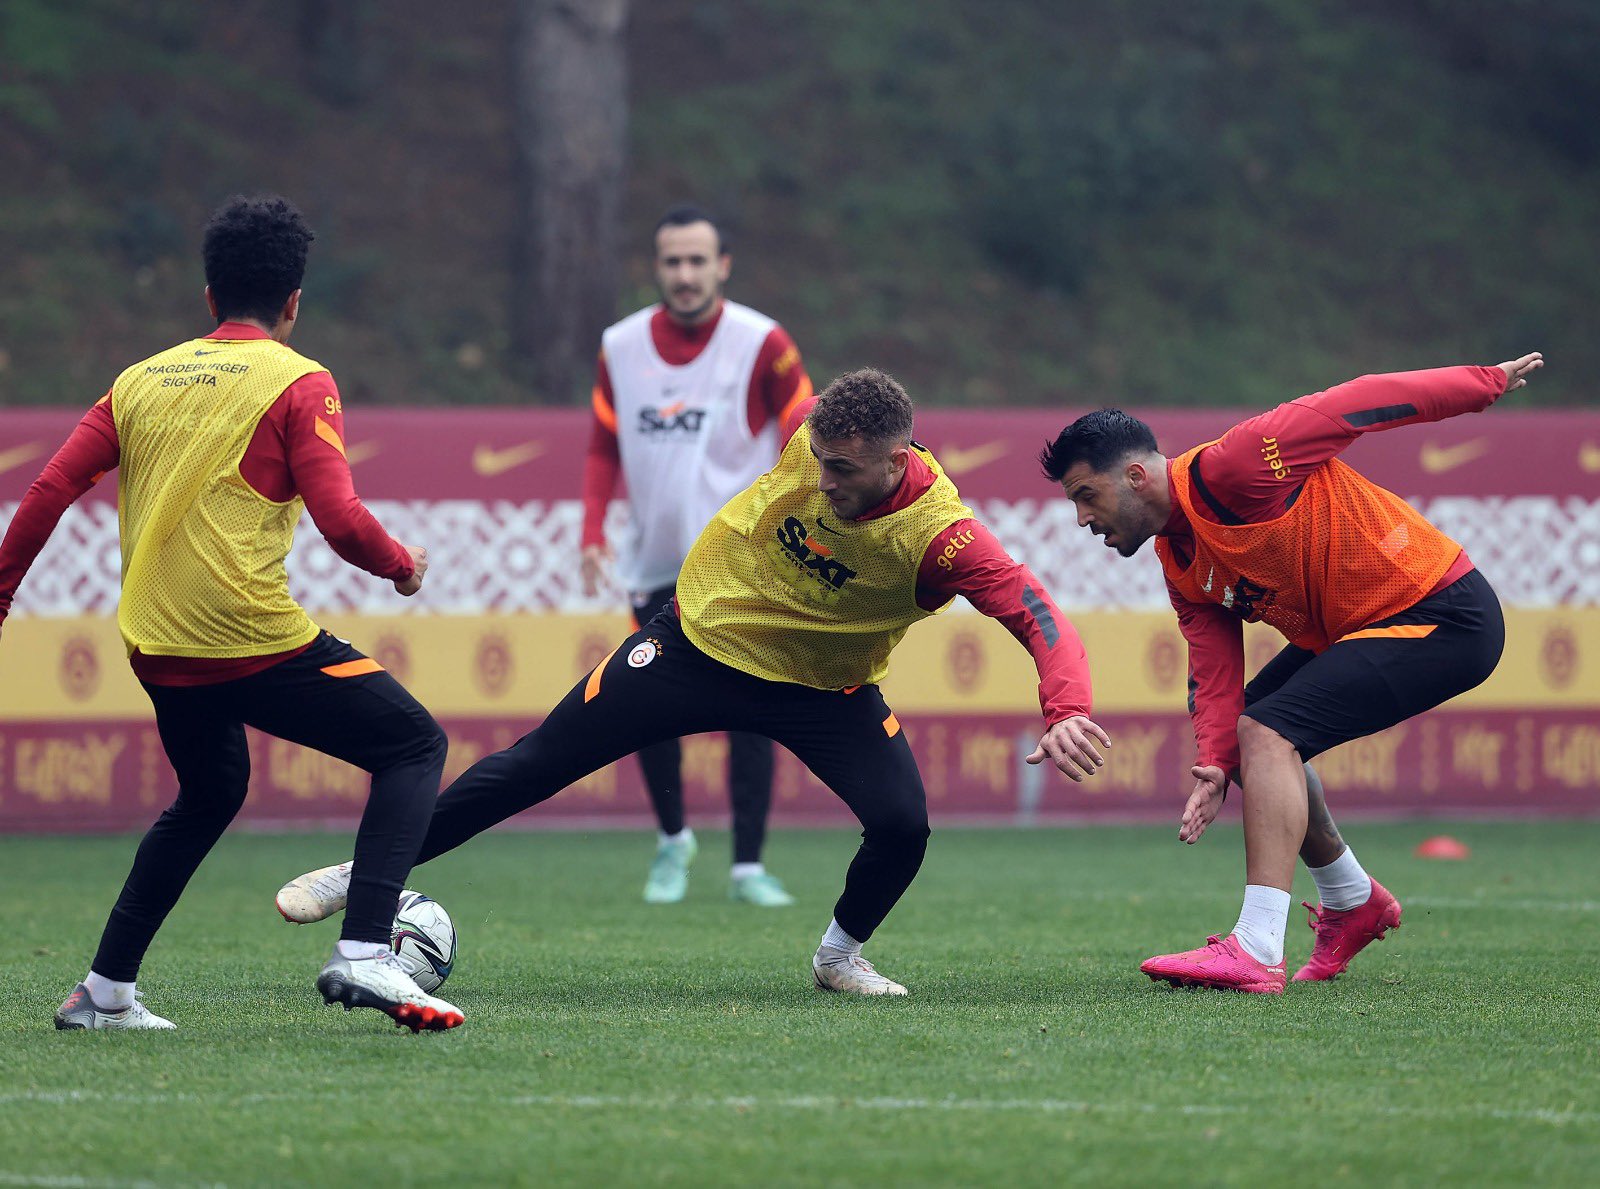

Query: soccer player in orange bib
1041 352 1541 993
278 368 1112 995
0 196 463 1032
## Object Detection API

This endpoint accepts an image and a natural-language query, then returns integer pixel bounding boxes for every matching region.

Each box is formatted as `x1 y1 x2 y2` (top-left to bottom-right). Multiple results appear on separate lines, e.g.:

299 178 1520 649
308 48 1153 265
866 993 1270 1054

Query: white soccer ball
391 890 456 992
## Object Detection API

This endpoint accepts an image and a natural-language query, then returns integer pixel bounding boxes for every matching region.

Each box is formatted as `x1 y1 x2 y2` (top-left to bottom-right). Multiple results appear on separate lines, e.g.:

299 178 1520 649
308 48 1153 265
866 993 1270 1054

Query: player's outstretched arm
281 375 416 587
0 396 121 640
914 517 1110 779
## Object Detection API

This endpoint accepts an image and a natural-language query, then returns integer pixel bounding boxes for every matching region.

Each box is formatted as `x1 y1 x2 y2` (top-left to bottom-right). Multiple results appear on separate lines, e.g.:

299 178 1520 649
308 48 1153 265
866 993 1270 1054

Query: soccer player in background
1040 352 1541 993
581 204 811 908
0 195 463 1032
278 368 1112 996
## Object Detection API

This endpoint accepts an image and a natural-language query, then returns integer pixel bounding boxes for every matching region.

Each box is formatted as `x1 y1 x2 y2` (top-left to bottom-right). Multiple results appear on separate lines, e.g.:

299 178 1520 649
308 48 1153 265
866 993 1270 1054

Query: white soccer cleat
276 861 354 924
54 984 176 1031
812 947 909 997
315 948 464 1032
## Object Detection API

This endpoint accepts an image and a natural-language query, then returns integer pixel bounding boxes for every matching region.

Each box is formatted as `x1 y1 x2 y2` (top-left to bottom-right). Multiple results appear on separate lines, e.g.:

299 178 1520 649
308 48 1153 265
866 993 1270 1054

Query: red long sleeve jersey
1163 365 1506 773
581 304 813 548
0 323 413 685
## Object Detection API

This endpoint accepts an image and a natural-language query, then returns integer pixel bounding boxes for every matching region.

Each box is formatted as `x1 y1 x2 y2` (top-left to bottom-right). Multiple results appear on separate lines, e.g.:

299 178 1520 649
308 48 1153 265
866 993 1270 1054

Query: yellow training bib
677 422 973 689
113 335 327 659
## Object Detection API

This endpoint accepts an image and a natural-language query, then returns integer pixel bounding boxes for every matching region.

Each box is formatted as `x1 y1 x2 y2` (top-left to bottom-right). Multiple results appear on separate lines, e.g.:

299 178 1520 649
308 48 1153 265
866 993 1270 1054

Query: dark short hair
808 368 915 447
1039 409 1159 481
654 203 728 254
202 195 314 325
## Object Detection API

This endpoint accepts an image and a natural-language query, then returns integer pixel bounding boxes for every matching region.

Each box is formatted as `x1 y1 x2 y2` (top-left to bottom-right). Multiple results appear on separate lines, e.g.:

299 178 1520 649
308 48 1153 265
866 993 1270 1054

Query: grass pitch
2 821 1596 1187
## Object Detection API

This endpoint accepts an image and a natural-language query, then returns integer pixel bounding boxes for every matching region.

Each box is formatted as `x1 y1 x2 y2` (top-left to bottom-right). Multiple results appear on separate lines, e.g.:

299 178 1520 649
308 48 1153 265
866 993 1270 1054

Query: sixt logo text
639 401 707 434
776 516 857 589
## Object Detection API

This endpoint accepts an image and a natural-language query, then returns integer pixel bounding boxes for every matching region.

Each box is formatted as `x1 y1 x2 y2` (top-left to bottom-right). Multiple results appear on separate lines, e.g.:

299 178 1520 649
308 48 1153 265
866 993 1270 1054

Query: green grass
2 822 1596 1186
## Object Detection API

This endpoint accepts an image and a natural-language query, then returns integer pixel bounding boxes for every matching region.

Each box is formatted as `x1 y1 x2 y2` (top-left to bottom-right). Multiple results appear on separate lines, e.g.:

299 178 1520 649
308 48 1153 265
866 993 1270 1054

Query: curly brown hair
807 368 915 446
202 195 314 325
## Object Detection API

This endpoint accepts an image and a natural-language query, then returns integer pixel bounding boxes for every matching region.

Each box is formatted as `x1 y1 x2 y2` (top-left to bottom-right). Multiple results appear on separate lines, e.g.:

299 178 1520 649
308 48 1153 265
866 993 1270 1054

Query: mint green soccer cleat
730 871 796 907
643 832 697 903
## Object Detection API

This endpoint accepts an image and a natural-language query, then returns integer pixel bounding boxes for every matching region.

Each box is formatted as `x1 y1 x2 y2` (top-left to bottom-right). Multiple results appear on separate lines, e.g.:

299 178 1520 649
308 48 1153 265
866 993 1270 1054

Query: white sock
1308 847 1372 911
818 918 862 957
336 939 390 961
84 971 134 1011
659 828 693 847
1231 885 1292 967
731 862 765 881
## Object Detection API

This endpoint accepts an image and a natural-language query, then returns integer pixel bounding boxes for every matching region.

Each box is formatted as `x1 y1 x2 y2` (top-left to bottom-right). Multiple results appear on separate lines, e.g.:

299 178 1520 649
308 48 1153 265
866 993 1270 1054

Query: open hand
1178 764 1228 844
1497 351 1543 392
1026 715 1112 783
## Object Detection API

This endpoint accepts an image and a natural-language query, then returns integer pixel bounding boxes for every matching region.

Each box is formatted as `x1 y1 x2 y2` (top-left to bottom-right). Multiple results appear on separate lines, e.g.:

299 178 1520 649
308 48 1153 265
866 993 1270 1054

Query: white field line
1 1089 1595 1128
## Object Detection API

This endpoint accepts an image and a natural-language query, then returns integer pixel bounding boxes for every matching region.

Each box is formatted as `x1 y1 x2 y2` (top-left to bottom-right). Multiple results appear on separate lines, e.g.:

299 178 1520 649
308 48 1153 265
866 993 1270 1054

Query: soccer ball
391 890 456 992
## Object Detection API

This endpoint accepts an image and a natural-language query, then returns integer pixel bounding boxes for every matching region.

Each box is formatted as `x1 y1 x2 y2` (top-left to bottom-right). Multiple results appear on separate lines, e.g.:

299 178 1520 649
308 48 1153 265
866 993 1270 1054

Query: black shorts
415 610 929 939
1241 568 1504 762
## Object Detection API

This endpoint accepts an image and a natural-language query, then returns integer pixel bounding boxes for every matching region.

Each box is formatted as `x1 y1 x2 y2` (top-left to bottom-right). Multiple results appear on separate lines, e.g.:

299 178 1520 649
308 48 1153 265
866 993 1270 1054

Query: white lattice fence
5 496 1598 615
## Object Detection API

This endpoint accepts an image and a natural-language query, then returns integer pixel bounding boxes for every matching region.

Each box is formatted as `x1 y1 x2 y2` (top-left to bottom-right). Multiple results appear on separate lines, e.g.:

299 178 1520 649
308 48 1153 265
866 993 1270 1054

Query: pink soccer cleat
1292 877 1402 982
1141 934 1286 994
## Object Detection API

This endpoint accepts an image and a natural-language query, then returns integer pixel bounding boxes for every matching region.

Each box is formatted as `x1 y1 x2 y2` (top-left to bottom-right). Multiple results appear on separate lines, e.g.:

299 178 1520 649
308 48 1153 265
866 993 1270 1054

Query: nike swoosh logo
346 441 381 466
937 440 1008 476
473 441 545 477
814 515 845 536
1580 441 1600 473
1419 438 1490 474
1201 566 1214 594
0 442 44 476
194 348 221 356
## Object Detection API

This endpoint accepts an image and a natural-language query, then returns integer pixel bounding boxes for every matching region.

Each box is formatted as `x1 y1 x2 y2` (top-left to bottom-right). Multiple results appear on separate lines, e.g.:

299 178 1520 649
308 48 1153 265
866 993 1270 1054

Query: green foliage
0 0 100 79
1 823 1597 1184
963 54 1217 293
3 0 1599 406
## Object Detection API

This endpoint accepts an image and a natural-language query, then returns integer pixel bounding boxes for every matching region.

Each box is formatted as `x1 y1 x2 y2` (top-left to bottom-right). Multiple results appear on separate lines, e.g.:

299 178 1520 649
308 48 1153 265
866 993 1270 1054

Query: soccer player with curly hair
0 195 463 1032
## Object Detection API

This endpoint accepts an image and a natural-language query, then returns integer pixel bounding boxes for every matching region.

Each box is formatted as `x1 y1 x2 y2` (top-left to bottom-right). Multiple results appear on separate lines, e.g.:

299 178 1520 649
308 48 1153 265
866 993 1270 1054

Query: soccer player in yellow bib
277 368 1112 995
0 196 462 1032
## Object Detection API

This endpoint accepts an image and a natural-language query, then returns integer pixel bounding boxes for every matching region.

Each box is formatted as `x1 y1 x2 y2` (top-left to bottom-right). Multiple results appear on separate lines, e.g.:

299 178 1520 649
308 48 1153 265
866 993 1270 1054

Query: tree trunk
510 0 630 404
